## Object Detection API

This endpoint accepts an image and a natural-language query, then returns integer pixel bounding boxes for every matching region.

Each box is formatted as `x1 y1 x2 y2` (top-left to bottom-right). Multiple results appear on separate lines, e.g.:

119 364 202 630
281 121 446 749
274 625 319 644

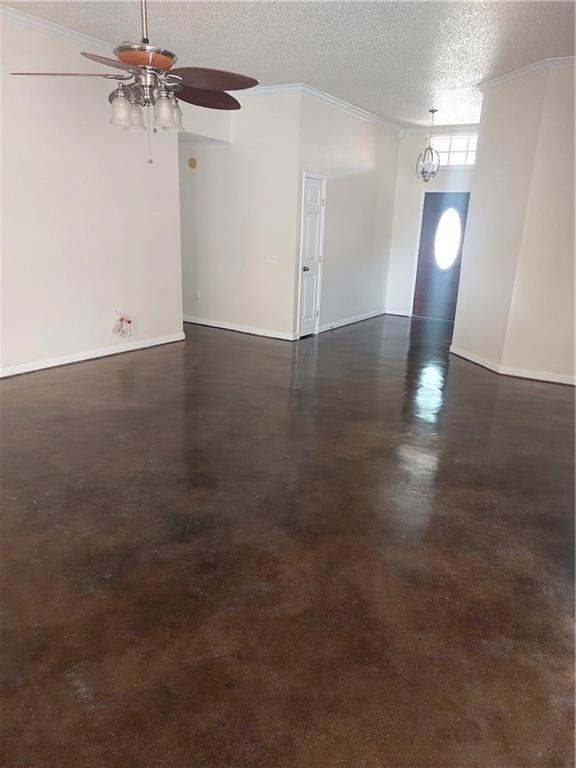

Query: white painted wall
385 128 475 316
452 61 575 384
178 102 232 144
0 9 231 377
452 70 547 369
180 90 302 339
297 91 399 331
502 64 575 380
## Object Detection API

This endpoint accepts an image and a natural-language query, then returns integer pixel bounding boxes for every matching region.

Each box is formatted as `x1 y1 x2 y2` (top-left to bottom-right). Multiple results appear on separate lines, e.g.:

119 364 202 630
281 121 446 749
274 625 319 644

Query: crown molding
478 56 575 91
242 83 400 129
0 5 114 53
243 82 306 99
300 85 400 129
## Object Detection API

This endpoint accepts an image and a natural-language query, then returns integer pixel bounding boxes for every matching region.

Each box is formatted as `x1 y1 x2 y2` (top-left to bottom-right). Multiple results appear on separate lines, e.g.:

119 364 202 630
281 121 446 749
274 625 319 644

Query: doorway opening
412 192 470 333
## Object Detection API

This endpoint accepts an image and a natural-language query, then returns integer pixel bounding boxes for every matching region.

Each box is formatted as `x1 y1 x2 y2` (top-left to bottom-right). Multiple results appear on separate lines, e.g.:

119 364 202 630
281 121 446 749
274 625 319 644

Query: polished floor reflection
1 315 573 768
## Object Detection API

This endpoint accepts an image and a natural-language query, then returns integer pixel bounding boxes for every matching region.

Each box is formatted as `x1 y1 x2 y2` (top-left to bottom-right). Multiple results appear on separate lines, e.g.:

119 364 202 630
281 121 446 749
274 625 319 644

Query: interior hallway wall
179 90 302 339
297 91 399 331
384 128 475 317
452 60 575 385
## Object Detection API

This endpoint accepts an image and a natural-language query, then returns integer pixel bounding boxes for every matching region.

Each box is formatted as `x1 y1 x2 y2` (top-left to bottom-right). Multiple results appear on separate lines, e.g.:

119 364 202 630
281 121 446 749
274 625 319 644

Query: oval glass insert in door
434 208 462 270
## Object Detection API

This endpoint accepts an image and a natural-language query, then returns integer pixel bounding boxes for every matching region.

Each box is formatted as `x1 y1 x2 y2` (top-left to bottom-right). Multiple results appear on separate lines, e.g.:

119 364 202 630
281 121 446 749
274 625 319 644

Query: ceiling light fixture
11 0 259 159
416 109 441 183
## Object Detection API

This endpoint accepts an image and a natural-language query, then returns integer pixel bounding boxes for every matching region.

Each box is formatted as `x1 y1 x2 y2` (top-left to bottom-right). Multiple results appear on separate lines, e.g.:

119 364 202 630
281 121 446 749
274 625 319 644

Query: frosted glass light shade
125 103 145 131
172 102 184 131
153 95 175 128
163 103 184 132
110 95 132 127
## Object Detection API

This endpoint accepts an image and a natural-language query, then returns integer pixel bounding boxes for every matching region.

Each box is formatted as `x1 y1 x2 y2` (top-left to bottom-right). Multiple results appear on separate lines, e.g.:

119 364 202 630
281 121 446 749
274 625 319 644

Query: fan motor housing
114 43 177 71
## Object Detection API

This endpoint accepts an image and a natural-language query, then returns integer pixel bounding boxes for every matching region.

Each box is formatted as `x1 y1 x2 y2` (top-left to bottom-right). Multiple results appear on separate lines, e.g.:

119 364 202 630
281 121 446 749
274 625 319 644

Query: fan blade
11 72 119 77
81 52 134 71
171 67 258 91
176 86 241 110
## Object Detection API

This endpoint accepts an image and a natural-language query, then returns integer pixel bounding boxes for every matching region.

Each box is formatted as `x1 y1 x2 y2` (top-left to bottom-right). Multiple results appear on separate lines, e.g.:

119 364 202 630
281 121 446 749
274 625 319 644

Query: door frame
296 171 327 339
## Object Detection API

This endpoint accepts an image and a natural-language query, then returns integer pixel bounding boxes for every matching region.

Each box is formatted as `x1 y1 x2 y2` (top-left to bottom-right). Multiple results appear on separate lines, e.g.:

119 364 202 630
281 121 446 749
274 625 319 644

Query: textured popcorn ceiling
5 1 574 125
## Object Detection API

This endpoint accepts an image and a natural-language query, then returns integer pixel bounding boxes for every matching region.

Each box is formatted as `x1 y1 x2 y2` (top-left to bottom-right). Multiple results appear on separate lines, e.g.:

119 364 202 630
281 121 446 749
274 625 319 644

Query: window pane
448 152 467 166
431 137 450 152
468 136 478 151
438 152 449 166
450 137 468 152
466 151 476 165
434 208 462 270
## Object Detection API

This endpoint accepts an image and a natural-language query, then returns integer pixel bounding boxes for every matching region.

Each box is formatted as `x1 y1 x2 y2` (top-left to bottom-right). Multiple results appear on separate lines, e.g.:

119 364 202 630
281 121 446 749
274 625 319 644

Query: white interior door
298 173 326 337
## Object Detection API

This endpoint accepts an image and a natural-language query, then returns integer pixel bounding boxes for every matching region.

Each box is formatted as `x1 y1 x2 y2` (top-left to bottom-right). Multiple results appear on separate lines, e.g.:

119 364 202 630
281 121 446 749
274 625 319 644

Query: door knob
303 266 310 272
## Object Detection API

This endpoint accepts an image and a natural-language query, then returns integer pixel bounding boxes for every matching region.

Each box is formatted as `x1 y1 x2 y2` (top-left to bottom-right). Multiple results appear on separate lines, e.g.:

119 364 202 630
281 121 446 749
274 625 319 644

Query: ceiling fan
11 0 258 133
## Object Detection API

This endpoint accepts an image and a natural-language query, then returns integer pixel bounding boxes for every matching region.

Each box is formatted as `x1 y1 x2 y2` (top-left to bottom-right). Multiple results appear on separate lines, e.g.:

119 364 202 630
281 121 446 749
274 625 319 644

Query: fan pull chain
146 106 154 164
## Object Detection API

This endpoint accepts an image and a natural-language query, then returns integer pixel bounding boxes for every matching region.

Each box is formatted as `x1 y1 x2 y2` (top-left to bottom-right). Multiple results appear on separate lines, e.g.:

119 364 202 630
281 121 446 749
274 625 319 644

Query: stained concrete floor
0 315 573 768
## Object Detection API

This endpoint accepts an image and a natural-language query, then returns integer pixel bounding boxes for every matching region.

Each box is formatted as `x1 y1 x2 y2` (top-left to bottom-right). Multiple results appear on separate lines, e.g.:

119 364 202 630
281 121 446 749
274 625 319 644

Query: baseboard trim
184 312 386 340
449 345 575 386
449 346 502 376
383 309 412 318
183 316 297 341
319 310 385 333
0 333 185 379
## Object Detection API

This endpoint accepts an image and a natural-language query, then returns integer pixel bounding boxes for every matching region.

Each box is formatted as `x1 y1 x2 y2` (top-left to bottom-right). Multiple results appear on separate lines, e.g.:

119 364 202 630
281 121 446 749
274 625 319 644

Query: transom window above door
431 135 478 168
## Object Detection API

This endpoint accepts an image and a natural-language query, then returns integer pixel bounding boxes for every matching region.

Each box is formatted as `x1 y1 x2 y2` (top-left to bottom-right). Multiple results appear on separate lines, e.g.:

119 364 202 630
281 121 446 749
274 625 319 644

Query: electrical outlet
266 254 277 265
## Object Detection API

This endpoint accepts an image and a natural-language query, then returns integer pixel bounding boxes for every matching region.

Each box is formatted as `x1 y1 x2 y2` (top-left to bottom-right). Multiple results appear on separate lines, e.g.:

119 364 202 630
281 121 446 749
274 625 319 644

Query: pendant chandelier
416 109 441 183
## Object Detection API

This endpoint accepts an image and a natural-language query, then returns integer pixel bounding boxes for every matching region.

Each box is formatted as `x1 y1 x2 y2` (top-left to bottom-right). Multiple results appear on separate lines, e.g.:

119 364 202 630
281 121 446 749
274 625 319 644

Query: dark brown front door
412 192 470 322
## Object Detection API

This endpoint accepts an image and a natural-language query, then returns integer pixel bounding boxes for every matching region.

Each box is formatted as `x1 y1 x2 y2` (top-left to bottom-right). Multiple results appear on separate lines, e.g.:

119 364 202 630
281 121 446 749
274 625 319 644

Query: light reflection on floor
414 361 446 423
402 316 452 426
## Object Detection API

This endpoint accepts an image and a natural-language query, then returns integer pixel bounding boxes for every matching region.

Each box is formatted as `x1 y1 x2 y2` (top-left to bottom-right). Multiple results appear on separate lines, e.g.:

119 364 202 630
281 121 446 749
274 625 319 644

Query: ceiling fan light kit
416 109 441 183
11 0 258 159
